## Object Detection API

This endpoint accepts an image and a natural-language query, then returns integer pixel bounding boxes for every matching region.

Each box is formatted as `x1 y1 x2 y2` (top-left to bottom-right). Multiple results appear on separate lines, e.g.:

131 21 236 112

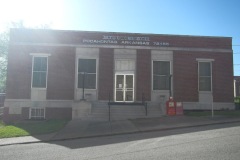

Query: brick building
3 28 234 122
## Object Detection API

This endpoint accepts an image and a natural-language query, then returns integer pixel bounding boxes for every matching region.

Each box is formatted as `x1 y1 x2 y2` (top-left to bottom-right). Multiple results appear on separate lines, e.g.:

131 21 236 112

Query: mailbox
176 102 183 115
166 97 176 116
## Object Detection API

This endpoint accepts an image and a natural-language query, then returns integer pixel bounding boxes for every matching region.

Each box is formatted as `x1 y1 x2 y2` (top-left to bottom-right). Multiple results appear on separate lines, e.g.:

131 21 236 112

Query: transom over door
115 74 134 102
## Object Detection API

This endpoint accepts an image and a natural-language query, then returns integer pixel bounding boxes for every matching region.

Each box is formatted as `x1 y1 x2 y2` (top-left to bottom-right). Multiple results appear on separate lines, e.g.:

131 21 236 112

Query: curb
1 119 240 147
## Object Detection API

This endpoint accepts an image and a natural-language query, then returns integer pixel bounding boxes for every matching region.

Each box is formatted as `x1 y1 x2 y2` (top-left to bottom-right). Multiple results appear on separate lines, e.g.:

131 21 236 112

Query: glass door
115 74 134 102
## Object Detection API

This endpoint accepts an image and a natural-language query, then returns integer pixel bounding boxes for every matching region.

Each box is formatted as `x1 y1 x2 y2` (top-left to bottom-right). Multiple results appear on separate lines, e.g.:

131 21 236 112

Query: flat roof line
10 28 232 39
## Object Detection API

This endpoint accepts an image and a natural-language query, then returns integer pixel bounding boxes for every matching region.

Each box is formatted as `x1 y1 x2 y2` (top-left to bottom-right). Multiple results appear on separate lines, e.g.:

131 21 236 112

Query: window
199 62 212 91
153 61 170 90
78 59 96 89
32 57 48 88
30 108 45 119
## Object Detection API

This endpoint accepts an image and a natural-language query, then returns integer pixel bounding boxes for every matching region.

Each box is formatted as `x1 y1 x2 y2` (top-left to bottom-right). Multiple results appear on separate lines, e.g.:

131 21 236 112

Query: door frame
114 74 134 102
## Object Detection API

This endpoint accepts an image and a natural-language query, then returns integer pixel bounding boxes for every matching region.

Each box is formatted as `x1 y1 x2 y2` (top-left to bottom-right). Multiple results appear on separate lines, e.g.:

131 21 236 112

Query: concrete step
88 101 164 121
89 102 164 120
92 101 108 107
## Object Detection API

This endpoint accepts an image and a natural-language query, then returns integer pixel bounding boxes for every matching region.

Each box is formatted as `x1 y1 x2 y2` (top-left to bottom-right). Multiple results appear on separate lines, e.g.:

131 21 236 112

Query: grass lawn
184 110 240 117
0 119 69 138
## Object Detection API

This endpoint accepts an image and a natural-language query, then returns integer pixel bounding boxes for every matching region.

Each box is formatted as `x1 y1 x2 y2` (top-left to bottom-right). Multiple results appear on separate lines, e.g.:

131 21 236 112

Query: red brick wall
6 45 32 99
6 45 75 100
3 107 72 123
2 107 22 124
46 46 75 100
45 108 72 119
2 107 29 123
7 29 233 104
22 107 30 119
212 52 234 102
136 49 151 101
173 51 198 102
98 48 114 100
173 51 234 102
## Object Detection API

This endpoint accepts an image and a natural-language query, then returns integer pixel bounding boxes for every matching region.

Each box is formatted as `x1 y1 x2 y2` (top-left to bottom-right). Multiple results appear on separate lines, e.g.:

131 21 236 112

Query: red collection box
166 98 176 116
176 102 183 115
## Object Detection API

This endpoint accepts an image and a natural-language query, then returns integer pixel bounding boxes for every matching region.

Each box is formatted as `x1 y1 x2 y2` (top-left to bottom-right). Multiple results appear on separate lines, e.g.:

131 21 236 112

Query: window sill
31 88 47 90
199 91 212 94
76 88 97 90
152 90 170 92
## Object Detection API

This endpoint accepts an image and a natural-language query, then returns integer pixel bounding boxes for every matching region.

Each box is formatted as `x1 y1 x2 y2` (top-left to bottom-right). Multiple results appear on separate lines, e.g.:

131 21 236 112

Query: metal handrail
142 93 148 116
108 92 148 121
108 92 111 121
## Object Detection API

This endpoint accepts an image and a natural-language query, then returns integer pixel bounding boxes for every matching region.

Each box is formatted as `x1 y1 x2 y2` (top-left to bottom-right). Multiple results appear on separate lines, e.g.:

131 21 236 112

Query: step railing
108 93 147 121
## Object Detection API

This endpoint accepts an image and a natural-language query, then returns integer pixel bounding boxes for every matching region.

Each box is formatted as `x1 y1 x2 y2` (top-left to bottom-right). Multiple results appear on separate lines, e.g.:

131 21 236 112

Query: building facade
3 29 234 122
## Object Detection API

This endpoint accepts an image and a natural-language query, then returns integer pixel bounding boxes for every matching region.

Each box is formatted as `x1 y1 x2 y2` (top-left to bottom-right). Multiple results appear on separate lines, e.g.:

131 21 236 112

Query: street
0 122 240 160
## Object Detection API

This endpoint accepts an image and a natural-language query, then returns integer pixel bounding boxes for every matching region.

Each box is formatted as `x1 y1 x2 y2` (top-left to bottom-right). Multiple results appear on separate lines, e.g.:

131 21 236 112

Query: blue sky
1 0 240 75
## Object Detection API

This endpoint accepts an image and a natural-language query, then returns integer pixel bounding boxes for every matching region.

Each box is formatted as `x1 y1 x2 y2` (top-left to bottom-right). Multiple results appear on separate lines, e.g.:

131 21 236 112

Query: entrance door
115 74 134 102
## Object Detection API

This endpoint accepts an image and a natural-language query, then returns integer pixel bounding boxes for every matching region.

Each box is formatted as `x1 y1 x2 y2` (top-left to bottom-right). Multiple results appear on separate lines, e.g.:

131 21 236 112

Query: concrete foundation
72 100 92 119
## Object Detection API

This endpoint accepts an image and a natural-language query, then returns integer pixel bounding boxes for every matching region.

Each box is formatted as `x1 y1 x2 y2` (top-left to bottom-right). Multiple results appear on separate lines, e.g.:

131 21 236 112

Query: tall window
78 59 96 89
32 57 48 88
153 61 170 90
199 62 212 91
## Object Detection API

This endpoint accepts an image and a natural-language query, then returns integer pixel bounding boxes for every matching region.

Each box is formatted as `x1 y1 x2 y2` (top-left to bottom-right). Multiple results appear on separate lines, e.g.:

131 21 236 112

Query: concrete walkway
1 115 240 146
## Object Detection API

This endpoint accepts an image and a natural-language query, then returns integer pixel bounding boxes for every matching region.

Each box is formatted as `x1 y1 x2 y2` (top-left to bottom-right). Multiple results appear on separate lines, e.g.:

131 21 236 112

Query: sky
0 0 240 75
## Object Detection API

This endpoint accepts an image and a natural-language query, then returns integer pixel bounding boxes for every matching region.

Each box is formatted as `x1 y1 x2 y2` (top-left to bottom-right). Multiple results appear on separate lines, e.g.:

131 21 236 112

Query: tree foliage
0 31 9 92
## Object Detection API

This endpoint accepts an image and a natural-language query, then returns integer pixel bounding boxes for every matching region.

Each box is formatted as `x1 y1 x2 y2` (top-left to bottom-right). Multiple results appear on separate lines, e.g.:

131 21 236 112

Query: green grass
184 110 240 117
0 119 69 138
234 97 240 103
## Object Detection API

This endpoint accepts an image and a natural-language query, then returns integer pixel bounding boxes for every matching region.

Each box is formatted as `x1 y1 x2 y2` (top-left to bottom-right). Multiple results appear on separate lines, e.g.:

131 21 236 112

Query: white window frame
197 58 214 92
114 74 134 102
152 60 172 91
77 58 97 90
29 108 45 119
30 53 50 89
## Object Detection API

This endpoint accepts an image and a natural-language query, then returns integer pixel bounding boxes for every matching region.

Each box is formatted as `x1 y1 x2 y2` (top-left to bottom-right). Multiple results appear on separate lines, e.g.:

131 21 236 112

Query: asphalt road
1 122 240 160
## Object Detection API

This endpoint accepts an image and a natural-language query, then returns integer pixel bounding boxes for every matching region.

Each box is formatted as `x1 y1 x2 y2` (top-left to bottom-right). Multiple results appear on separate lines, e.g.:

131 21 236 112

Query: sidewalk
1 115 240 146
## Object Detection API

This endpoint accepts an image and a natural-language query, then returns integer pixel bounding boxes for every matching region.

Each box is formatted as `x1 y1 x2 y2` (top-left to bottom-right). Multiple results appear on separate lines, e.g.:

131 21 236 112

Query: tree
0 31 9 93
0 21 51 93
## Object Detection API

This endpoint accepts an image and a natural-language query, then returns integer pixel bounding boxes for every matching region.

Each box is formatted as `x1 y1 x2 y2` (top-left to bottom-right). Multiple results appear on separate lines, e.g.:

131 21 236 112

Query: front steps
72 101 91 120
88 102 164 121
72 101 164 121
